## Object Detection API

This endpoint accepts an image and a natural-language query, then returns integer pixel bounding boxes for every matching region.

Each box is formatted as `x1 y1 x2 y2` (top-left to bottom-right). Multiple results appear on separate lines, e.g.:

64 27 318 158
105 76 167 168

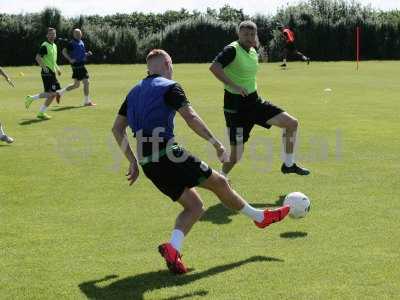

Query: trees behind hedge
1 1 400 66
139 17 237 63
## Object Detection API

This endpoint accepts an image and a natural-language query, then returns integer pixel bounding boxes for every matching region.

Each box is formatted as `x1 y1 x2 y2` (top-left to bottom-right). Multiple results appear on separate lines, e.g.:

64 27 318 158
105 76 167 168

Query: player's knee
73 82 80 88
215 174 230 192
229 149 243 163
286 117 298 131
230 153 242 164
292 118 299 130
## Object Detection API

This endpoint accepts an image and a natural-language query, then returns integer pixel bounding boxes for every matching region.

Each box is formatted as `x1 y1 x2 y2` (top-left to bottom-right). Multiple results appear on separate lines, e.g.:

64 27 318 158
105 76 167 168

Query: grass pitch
1 61 399 299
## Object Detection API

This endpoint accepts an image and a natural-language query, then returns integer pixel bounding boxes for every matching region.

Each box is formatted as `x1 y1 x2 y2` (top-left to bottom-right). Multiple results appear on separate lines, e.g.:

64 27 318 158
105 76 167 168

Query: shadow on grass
200 195 286 225
162 290 208 300
50 105 83 112
280 231 308 239
19 105 84 126
19 118 50 126
79 256 282 300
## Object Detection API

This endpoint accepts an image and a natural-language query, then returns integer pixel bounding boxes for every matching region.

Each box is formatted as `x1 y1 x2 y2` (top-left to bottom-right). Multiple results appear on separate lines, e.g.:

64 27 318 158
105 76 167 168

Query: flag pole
356 26 360 71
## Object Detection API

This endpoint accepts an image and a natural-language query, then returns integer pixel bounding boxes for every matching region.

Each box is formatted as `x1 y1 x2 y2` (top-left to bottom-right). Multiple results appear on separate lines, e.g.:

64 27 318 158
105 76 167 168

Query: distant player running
56 28 96 106
0 66 14 143
280 26 310 68
210 21 310 179
112 49 290 274
25 27 62 120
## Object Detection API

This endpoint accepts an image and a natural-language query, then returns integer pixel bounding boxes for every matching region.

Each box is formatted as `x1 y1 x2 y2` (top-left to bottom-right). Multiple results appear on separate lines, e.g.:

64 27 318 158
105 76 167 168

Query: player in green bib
24 27 62 120
210 21 310 178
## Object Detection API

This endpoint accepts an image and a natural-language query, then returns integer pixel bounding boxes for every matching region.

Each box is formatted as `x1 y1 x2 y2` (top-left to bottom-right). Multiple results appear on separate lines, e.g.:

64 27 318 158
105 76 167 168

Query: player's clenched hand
232 84 248 97
214 142 229 163
126 162 139 186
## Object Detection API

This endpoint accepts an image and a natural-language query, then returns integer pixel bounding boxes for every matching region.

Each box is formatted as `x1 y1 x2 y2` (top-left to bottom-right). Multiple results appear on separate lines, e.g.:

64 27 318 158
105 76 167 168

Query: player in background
24 27 62 120
210 21 310 179
0 66 15 143
112 49 290 274
280 26 310 68
56 28 96 106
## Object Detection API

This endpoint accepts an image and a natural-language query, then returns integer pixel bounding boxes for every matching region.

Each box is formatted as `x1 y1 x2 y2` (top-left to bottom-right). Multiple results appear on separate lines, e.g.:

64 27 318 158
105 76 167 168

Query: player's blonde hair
146 49 169 63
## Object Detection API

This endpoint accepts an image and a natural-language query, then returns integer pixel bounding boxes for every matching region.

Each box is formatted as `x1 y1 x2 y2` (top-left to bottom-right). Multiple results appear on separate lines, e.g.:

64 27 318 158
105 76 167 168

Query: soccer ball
283 192 310 219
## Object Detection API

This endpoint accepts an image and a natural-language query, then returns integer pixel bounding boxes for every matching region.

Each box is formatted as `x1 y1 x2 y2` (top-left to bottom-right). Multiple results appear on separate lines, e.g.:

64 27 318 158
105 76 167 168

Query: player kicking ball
112 49 290 275
0 66 15 143
56 28 96 106
24 27 62 120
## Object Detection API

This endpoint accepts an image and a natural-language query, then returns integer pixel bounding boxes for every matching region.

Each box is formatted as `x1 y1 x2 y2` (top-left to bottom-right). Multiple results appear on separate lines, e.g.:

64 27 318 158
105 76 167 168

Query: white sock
240 203 264 223
39 105 48 113
170 229 185 252
0 124 5 136
31 94 40 100
84 95 90 103
284 153 295 167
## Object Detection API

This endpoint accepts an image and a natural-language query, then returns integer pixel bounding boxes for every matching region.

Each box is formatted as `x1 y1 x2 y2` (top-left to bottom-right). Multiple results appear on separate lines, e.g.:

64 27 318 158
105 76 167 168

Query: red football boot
158 243 187 274
254 205 290 228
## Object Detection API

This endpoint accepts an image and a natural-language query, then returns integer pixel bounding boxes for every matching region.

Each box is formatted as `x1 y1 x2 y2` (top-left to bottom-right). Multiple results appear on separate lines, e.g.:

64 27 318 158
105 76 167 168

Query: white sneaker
83 101 96 107
0 134 14 144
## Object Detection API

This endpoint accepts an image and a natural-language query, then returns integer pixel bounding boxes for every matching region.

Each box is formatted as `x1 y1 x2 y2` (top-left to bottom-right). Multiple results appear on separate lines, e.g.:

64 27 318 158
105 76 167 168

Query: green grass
1 61 399 299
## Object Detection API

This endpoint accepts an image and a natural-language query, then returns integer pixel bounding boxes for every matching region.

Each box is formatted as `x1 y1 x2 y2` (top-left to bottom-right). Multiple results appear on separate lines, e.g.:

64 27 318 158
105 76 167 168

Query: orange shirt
283 28 295 43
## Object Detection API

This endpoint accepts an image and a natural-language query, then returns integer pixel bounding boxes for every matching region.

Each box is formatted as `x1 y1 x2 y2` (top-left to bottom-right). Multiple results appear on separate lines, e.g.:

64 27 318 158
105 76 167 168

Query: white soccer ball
283 192 311 219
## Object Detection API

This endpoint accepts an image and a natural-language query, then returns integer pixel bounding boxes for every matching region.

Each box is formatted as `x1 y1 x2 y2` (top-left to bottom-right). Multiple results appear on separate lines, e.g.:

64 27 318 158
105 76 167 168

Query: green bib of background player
41 41 58 73
223 41 258 95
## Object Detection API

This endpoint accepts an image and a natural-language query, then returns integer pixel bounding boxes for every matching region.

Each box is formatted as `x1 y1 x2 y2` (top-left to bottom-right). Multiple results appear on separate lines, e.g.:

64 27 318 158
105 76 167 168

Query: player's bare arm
0 67 14 87
62 48 75 64
112 114 139 185
35 54 49 72
209 62 248 97
178 104 227 162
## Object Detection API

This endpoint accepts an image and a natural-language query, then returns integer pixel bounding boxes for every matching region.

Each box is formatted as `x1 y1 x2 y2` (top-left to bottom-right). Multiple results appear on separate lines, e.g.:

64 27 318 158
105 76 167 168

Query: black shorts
41 70 61 93
285 42 297 52
141 145 213 201
72 65 89 81
224 91 284 145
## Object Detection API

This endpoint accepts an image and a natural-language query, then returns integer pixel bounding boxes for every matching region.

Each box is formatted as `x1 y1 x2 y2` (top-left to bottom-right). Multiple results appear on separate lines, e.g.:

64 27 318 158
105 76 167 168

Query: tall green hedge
1 1 400 66
138 17 237 63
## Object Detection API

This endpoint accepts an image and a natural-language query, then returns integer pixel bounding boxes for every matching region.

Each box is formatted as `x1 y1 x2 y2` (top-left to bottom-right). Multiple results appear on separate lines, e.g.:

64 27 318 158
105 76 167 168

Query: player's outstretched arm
178 105 228 162
0 67 7 79
112 115 139 185
0 67 14 87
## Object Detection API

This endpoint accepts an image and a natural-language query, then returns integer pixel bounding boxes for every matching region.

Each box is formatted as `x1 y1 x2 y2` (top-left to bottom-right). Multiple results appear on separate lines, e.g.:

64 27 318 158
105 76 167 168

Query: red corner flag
356 27 360 70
